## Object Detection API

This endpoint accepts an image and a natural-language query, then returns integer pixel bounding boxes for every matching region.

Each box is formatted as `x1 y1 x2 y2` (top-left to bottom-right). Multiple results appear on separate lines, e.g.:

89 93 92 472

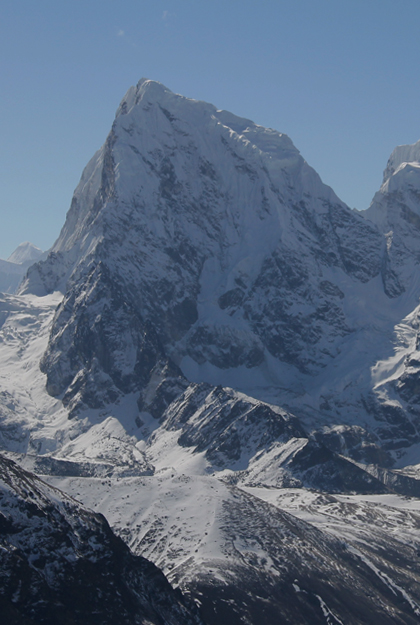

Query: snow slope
44 471 420 625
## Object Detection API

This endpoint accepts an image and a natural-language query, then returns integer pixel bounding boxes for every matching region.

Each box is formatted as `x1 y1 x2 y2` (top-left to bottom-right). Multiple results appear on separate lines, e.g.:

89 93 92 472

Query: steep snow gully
2 80 420 623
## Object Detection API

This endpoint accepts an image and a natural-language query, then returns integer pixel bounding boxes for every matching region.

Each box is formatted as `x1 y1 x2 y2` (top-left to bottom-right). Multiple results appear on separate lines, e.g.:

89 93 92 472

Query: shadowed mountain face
0 454 202 625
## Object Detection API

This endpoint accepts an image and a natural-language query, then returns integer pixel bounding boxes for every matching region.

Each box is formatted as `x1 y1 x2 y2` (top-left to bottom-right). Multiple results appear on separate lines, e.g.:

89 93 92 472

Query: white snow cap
116 78 173 117
383 139 420 184
7 242 43 265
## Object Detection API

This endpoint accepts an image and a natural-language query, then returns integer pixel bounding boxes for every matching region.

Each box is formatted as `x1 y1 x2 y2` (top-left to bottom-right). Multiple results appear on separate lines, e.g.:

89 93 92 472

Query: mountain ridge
0 453 203 624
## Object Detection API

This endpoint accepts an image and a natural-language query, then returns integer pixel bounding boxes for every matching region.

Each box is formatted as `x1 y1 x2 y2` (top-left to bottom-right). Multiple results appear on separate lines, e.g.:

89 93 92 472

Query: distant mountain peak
7 241 43 265
0 242 44 294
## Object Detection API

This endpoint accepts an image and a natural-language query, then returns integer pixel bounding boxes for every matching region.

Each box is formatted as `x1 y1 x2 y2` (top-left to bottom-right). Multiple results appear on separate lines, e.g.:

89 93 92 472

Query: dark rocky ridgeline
141 380 420 496
0 454 203 625
153 383 306 466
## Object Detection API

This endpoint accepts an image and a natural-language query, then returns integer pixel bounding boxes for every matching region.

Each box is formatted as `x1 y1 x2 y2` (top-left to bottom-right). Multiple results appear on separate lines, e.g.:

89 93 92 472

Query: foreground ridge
0 453 203 624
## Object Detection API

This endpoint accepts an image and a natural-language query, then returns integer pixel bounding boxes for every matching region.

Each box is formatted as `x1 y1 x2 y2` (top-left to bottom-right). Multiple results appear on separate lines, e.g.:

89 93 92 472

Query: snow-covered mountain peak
115 78 307 184
0 242 44 294
384 161 420 199
375 138 420 204
365 138 420 233
7 241 43 265
21 79 356 301
117 78 174 117
15 79 420 464
382 138 420 185
5 82 420 624
13 83 400 431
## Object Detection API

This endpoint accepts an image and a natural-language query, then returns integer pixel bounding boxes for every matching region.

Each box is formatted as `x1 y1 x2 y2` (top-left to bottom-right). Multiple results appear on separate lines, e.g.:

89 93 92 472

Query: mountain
7 242 44 267
362 141 420 441
19 78 418 461
0 453 202 625
2 79 420 623
44 471 420 625
0 258 26 294
0 242 44 294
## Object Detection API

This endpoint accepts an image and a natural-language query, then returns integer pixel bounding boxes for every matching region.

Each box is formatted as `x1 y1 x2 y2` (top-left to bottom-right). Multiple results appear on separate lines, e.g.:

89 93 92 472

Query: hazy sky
1 0 420 259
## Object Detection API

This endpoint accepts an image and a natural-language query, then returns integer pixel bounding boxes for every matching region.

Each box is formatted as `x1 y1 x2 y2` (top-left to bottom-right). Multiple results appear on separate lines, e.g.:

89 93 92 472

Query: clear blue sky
1 0 420 259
